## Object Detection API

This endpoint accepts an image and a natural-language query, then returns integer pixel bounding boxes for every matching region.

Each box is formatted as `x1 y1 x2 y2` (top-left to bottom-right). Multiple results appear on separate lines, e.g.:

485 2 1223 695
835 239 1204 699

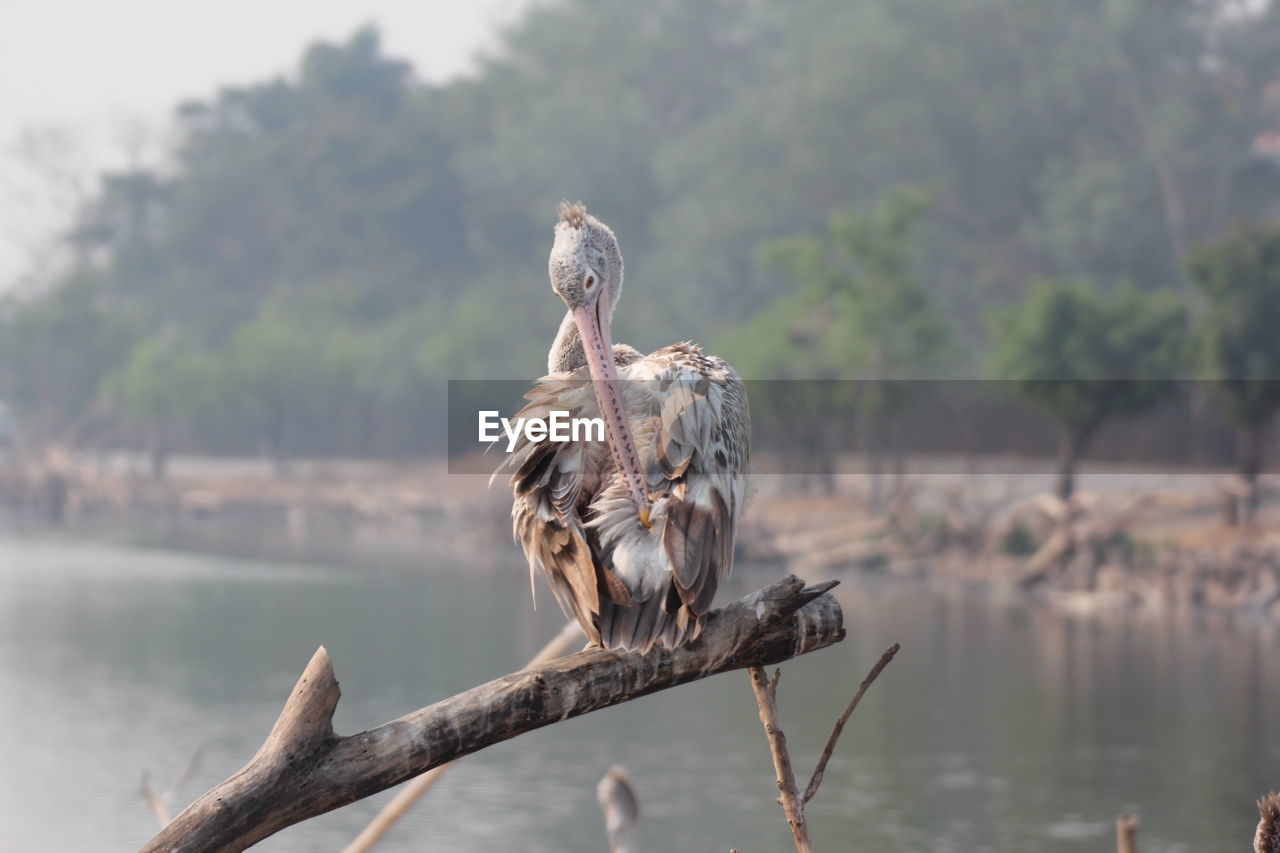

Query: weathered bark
339 621 584 853
141 575 844 853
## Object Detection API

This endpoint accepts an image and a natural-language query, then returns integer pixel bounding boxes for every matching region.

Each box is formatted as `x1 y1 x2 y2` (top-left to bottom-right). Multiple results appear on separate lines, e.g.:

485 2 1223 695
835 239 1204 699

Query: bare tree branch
748 665 813 853
803 643 899 804
340 621 584 853
140 575 844 853
747 638 900 852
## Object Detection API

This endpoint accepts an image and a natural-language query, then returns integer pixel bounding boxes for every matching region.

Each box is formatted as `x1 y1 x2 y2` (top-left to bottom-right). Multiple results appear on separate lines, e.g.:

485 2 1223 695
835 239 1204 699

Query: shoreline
2 452 1277 623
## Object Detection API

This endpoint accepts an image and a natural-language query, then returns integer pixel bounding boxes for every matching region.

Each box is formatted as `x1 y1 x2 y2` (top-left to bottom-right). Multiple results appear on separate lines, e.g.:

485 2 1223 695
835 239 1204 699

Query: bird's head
549 201 622 316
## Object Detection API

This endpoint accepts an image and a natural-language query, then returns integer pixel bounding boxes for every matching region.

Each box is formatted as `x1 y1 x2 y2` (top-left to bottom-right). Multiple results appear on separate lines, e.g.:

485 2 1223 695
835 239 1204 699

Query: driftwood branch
340 621 584 853
748 641 900 852
141 575 844 853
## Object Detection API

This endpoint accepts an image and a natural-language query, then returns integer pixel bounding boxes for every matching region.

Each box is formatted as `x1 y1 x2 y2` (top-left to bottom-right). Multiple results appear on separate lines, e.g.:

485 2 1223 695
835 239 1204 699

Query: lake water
1 531 1277 852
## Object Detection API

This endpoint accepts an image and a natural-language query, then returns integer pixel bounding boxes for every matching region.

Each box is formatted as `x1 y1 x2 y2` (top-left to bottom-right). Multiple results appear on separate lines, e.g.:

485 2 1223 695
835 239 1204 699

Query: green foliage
988 279 1191 432
726 188 947 381
103 332 220 430
213 304 367 460
0 277 135 442
719 189 946 491
1187 222 1280 429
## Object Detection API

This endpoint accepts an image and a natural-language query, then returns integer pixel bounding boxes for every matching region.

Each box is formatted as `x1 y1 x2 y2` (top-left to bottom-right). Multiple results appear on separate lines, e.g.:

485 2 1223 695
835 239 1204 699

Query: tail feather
630 595 665 650
601 597 638 650
660 609 699 648
597 594 703 653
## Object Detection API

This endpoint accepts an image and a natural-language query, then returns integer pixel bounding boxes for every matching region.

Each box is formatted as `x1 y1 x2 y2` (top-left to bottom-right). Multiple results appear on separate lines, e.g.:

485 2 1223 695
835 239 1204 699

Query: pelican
496 202 750 652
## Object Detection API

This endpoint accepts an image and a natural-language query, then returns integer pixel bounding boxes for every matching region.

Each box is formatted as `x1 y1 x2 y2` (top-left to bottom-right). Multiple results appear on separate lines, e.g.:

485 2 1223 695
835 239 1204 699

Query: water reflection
0 534 1274 851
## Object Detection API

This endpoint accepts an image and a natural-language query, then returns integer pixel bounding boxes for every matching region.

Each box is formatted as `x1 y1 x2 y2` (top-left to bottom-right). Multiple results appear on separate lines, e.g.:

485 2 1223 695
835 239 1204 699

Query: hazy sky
0 0 527 287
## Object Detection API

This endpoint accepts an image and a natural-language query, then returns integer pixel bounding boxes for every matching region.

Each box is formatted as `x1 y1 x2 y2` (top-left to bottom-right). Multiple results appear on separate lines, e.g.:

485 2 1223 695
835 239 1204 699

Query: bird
495 201 750 652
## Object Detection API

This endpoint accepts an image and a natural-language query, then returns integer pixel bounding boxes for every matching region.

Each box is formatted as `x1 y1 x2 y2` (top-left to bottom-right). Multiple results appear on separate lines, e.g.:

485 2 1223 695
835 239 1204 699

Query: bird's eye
584 274 596 289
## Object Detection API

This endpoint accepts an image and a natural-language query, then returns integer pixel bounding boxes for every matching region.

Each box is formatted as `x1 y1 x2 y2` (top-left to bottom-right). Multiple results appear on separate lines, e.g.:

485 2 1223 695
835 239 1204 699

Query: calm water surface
1 533 1276 852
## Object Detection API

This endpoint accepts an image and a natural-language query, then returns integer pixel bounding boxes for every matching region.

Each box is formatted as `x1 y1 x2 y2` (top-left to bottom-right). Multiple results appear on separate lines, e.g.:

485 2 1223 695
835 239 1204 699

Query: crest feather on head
558 200 588 229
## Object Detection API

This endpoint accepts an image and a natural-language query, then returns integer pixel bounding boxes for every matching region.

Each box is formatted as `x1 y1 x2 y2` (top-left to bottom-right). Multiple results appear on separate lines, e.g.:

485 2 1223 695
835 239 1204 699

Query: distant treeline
3 1 1280 470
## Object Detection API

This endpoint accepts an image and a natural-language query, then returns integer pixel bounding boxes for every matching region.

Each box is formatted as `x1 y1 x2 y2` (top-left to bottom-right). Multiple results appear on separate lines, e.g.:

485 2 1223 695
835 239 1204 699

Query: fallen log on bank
141 575 845 853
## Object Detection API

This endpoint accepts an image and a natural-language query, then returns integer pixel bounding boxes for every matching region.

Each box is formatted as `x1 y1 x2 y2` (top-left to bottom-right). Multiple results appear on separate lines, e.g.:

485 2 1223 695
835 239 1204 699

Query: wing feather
589 344 750 649
498 372 613 643
501 344 750 653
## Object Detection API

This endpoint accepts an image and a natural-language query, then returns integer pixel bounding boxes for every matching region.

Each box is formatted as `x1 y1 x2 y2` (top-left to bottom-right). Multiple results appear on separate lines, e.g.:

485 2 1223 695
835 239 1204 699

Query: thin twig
164 744 204 800
803 643 900 804
139 744 204 828
140 770 171 827
748 665 813 853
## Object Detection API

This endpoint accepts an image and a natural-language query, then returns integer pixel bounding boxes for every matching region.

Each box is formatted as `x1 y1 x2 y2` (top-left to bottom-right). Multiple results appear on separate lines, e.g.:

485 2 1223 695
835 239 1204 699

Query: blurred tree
0 276 135 446
6 2 1280 462
1187 222 1280 524
988 280 1190 500
749 187 946 378
723 188 947 494
656 0 1280 349
213 305 366 474
102 332 220 478
140 25 467 330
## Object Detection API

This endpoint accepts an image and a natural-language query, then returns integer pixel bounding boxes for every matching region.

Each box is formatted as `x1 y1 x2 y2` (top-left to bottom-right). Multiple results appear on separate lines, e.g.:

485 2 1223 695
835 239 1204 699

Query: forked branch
141 575 844 853
749 665 813 852
748 641 900 852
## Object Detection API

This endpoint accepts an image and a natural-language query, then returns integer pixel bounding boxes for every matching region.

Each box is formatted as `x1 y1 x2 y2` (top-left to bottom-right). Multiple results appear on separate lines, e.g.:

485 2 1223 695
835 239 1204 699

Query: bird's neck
548 311 586 373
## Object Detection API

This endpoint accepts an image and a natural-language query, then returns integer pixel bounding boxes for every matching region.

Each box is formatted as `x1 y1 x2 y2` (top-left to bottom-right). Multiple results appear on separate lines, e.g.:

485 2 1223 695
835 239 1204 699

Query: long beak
572 299 652 527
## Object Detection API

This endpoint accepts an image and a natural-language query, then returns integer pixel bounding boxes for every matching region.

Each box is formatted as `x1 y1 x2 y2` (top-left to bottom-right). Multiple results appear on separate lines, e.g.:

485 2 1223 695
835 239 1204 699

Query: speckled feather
497 342 750 652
